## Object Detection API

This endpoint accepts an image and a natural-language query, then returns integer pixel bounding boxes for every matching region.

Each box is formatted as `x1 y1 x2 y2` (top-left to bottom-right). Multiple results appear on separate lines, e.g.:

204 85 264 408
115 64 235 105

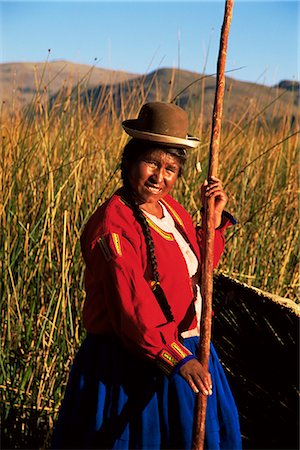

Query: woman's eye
166 166 176 173
146 160 158 168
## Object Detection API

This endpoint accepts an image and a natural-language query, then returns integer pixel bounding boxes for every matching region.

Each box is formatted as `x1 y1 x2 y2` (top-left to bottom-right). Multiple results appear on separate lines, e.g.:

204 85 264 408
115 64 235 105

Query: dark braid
120 139 183 323
122 185 175 323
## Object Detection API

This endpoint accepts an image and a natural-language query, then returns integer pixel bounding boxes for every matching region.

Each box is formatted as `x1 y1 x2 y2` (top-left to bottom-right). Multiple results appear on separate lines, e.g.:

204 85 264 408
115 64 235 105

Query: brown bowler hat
122 102 200 149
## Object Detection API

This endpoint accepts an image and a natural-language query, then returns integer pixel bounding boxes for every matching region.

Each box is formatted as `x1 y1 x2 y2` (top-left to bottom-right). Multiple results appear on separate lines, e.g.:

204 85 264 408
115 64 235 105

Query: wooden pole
192 1 234 449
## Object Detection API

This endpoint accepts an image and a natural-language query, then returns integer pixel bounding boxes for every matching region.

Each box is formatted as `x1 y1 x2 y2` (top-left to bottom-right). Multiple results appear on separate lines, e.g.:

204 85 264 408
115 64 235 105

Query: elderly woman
52 102 241 449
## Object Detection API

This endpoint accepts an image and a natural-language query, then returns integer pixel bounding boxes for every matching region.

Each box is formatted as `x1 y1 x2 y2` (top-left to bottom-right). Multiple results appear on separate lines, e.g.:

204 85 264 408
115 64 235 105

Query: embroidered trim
145 217 174 241
161 351 178 366
156 340 193 376
119 195 181 242
97 237 112 261
112 232 122 256
161 199 186 231
171 342 188 359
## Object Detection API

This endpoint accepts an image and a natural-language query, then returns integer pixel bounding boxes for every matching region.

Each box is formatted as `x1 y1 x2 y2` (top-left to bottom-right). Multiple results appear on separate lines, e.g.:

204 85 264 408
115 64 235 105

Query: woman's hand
200 176 228 228
179 358 213 396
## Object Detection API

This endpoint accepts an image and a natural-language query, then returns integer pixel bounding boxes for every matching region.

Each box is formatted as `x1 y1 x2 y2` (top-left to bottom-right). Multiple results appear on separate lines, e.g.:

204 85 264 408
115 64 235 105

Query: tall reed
0 66 299 447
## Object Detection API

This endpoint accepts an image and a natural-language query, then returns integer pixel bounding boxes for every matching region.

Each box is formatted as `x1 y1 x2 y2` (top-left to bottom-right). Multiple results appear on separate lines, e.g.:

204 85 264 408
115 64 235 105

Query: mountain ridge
1 61 299 127
75 66 299 127
0 60 139 108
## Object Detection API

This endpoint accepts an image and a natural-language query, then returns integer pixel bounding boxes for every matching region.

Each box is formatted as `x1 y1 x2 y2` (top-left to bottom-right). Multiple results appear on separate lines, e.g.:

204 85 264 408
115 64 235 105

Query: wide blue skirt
52 335 241 449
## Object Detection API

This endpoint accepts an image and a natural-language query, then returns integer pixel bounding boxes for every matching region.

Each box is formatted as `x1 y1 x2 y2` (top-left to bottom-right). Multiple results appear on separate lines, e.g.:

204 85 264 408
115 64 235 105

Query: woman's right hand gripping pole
179 358 213 396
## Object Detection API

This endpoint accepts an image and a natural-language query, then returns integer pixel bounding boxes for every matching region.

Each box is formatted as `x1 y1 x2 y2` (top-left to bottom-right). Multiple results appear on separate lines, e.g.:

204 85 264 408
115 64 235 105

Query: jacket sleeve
82 220 195 376
196 210 237 268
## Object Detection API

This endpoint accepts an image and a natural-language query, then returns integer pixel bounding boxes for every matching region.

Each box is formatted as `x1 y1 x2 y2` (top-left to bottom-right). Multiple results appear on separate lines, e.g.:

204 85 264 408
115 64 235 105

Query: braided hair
121 139 187 323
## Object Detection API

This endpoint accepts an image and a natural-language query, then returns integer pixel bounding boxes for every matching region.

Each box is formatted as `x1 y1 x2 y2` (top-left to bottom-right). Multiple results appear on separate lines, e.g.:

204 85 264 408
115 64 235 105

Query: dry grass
0 66 299 447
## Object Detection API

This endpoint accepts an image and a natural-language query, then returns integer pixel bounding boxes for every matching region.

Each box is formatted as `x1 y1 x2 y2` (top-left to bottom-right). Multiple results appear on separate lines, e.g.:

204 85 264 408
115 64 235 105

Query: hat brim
122 120 200 149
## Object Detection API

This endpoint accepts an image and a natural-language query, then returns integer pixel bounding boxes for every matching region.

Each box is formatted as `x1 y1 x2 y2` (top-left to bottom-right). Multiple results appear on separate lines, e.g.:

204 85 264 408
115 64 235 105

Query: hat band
122 125 200 149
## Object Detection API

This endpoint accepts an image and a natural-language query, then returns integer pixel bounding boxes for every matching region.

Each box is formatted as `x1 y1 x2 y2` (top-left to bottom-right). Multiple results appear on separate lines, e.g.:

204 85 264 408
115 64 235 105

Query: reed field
1 66 299 448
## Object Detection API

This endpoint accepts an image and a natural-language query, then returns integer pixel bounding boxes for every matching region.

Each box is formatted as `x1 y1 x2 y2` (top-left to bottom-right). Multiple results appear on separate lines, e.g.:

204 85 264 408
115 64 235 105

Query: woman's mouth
145 183 162 194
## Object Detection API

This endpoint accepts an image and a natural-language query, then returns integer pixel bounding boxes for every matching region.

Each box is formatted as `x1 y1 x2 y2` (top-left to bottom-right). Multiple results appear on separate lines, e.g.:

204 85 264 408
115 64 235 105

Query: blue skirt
52 335 241 449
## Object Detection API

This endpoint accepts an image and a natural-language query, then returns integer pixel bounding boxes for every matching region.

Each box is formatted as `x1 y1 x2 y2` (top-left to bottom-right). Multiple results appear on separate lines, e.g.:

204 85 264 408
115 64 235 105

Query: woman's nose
152 167 164 183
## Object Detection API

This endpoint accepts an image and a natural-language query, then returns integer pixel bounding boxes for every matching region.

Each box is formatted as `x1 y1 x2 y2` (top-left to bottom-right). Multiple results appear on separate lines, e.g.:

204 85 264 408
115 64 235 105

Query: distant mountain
1 62 299 129
0 60 139 109
70 67 300 128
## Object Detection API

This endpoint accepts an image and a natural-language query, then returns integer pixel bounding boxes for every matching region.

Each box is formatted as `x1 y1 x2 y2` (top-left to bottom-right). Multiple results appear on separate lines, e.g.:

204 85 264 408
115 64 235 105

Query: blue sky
0 1 299 86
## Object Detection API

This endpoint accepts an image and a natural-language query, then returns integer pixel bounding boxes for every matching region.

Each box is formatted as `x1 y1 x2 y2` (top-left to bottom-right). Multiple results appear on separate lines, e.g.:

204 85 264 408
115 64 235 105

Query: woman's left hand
200 176 228 228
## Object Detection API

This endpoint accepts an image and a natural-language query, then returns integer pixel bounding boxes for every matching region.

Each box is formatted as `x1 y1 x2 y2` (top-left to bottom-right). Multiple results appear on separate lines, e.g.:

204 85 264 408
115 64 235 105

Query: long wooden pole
192 1 234 449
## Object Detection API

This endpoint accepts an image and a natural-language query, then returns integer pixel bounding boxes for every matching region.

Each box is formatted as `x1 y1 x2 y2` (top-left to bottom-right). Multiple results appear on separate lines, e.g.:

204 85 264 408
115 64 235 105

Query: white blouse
143 202 201 337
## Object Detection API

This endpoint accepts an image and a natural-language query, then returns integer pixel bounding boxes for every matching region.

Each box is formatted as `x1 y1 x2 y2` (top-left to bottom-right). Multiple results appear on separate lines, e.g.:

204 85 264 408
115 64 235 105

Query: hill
1 62 299 129
73 67 299 128
0 60 139 109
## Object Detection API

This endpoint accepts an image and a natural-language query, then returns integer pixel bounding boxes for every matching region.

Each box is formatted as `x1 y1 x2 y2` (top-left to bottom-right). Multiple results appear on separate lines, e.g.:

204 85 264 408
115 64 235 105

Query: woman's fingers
201 177 225 197
179 359 213 396
202 177 227 209
209 175 222 184
191 372 213 396
205 180 224 195
205 187 226 199
189 373 213 396
187 375 200 394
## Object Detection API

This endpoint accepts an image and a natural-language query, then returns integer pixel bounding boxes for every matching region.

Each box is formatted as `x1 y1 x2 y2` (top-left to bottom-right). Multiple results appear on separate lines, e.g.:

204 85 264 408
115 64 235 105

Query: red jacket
80 189 234 375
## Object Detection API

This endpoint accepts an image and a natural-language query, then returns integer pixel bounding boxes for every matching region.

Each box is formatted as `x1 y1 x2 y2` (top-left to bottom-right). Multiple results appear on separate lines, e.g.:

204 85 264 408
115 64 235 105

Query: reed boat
213 274 299 450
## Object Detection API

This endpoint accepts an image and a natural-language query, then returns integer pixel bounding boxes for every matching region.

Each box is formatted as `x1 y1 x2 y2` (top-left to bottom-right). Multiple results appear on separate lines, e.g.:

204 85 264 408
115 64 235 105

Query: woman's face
128 148 181 205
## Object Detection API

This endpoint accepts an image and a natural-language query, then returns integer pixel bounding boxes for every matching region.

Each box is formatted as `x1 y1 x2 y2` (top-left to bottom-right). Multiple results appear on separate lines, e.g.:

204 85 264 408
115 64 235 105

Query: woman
52 102 241 449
